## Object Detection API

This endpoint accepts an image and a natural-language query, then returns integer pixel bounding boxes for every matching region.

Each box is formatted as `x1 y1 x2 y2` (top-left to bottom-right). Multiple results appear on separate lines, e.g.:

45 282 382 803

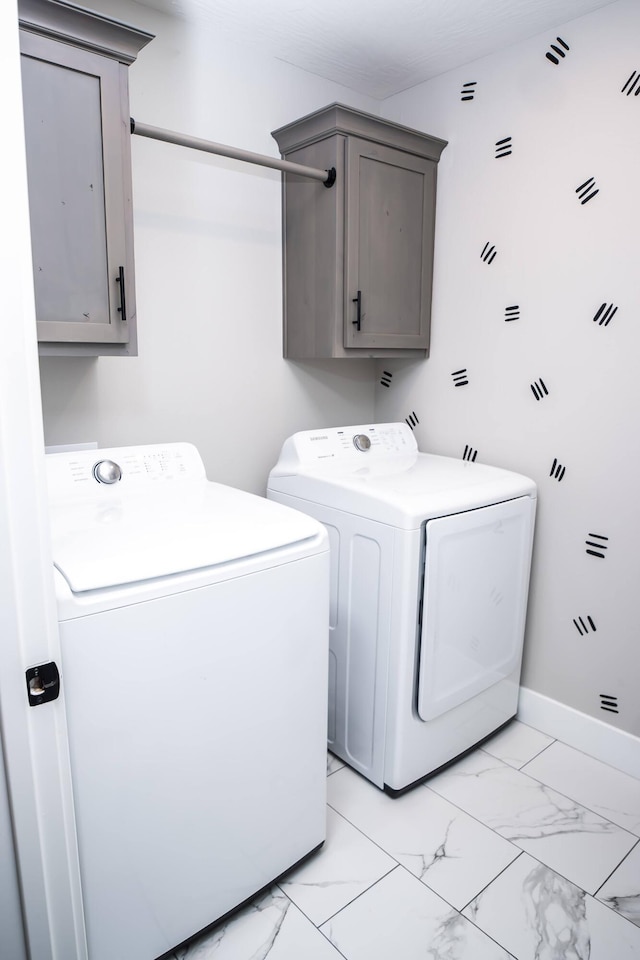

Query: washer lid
50 480 323 593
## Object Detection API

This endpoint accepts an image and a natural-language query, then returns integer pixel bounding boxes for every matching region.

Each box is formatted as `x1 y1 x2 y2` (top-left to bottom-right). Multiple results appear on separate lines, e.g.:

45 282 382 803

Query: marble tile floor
173 721 640 959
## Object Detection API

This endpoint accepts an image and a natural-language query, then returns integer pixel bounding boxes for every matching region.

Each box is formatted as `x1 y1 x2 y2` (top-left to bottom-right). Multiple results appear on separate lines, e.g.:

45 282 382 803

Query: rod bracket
130 117 136 134
324 167 337 189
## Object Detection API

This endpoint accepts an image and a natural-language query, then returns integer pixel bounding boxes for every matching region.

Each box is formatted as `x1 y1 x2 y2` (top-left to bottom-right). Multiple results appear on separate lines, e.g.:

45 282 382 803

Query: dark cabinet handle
352 290 362 331
116 266 127 322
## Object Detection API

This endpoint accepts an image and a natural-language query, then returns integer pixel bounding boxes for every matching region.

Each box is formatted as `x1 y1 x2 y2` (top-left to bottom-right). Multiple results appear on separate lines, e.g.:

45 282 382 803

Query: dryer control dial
353 434 371 452
93 459 122 484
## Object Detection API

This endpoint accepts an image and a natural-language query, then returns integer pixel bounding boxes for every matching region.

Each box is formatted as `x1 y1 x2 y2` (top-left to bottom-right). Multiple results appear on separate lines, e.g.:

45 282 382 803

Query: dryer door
417 496 535 722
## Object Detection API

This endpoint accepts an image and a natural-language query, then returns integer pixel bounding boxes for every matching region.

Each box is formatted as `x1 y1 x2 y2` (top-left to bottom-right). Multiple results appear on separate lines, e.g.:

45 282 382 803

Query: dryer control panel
272 423 417 474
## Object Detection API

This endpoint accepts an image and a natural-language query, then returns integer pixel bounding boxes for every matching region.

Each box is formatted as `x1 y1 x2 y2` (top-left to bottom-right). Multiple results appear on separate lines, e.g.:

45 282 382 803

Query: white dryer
268 423 536 795
46 443 329 960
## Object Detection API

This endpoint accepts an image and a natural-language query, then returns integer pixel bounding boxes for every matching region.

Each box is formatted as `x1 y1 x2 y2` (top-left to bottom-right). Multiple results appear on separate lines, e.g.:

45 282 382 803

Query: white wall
378 0 640 738
38 0 379 495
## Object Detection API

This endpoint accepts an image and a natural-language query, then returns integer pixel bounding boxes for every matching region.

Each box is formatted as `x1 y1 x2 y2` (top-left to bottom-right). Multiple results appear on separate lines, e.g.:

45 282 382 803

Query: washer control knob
353 434 371 452
92 459 122 484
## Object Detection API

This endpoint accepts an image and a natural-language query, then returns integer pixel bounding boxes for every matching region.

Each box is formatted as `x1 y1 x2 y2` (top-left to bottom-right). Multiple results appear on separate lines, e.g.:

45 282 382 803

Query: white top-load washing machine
268 423 537 795
46 443 329 960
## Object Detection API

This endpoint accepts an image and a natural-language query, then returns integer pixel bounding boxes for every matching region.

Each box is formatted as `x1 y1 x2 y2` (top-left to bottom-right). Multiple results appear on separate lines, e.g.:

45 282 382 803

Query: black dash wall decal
550 458 566 481
573 615 596 636
481 242 497 264
405 411 419 429
599 694 619 714
451 368 469 387
380 370 393 388
495 136 512 159
621 70 640 96
460 81 477 101
462 444 478 462
505 305 520 322
585 533 608 559
530 378 549 401
576 177 599 204
546 37 570 64
593 303 618 327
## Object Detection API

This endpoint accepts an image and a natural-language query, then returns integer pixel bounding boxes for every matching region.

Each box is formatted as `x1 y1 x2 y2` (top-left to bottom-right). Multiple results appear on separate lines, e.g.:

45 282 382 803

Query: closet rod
130 119 336 187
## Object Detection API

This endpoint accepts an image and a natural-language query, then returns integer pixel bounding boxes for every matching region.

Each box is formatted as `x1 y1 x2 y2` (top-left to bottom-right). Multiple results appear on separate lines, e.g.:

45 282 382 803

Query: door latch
26 663 60 706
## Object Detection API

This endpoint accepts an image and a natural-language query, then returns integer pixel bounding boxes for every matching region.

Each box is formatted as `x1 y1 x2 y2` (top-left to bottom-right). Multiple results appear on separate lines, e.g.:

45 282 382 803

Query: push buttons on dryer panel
353 434 371 452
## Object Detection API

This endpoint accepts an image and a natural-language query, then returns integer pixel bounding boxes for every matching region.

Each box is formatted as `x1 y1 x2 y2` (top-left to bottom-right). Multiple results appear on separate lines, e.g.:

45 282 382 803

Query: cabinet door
345 138 435 350
20 32 130 345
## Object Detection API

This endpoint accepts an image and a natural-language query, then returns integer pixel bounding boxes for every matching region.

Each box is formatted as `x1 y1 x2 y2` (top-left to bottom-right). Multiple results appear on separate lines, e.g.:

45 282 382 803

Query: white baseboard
517 687 640 781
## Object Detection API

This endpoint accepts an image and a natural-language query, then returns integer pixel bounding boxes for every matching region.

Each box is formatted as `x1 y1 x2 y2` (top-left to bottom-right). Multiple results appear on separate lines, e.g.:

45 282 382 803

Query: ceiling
136 0 618 99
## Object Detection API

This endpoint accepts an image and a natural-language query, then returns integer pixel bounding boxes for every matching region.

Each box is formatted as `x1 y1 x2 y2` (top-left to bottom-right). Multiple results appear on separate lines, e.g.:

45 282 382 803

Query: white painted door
0 3 85 957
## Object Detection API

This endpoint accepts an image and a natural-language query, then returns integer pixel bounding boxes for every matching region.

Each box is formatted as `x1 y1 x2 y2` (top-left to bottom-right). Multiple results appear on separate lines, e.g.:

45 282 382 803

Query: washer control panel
46 443 206 499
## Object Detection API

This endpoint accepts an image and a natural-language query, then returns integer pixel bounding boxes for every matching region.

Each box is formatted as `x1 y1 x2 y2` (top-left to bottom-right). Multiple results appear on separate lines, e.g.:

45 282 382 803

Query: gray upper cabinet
272 104 447 359
18 0 153 356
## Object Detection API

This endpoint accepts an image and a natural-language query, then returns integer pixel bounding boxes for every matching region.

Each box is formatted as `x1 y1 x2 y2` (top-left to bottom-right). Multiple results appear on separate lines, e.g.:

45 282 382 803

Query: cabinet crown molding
272 102 447 163
18 0 154 64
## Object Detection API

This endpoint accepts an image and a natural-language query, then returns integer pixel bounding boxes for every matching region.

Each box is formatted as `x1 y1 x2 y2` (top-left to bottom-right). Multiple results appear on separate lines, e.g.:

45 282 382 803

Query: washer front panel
59 552 329 960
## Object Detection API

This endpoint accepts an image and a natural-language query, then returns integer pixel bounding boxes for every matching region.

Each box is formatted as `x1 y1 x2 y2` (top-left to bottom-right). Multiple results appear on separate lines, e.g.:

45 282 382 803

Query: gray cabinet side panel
114 61 137 354
282 138 343 359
